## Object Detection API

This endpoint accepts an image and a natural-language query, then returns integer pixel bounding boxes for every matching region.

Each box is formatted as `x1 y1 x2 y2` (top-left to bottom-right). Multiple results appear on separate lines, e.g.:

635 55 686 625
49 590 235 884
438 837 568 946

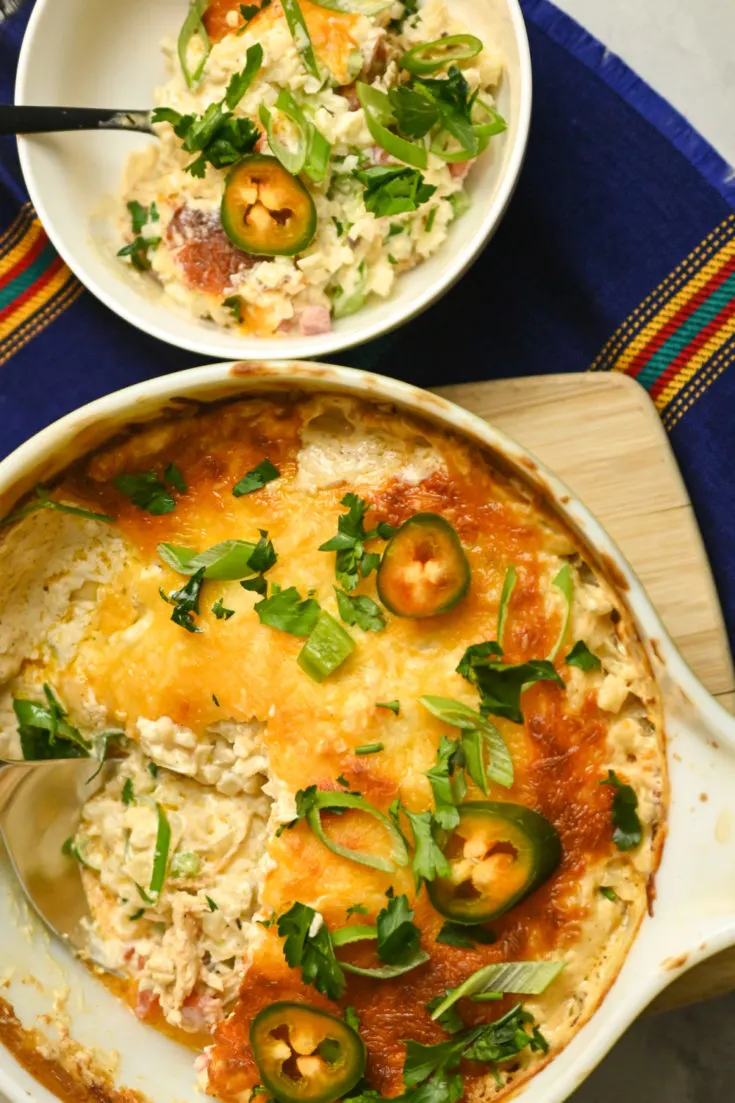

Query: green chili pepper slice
377 513 470 618
306 790 409 872
178 0 211 89
221 155 317 257
261 90 332 182
400 34 483 76
356 83 427 170
427 802 562 924
251 1002 365 1103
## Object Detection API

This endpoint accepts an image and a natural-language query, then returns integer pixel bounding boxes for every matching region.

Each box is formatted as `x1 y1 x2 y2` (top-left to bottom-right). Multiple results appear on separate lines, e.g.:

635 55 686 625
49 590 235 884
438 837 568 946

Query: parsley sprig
319 493 394 592
152 45 263 177
600 770 642 851
114 464 186 515
456 641 564 724
160 566 206 633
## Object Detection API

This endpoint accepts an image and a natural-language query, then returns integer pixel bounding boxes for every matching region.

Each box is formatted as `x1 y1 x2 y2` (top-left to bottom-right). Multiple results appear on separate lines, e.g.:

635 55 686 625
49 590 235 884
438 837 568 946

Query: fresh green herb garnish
425 994 464 1034
335 588 386 632
278 902 346 1000
549 563 573 660
420 696 513 789
425 735 465 830
158 539 257 579
117 235 162 270
436 921 496 949
223 295 244 322
599 886 618 902
375 892 421 965
232 458 280 497
164 462 187 495
355 165 436 218
205 895 219 911
121 778 135 805
281 0 319 77
600 770 642 851
127 200 150 234
248 530 278 574
496 564 516 646
212 597 235 620
238 0 271 32
355 742 384 755
240 575 268 596
456 644 564 724
336 775 350 787
404 806 450 885
424 207 437 233
332 218 351 237
319 493 393 592
177 0 210 88
148 762 159 779
0 485 115 528
129 908 146 921
255 584 320 636
346 903 368 918
13 689 90 761
115 467 184 515
152 45 263 177
429 962 564 1021
565 640 601 671
149 803 172 898
160 566 206 633
376 700 400 715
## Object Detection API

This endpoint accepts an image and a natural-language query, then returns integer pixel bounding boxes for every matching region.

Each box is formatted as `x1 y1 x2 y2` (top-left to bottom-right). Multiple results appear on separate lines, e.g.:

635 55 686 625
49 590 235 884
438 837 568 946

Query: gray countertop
556 2 734 1098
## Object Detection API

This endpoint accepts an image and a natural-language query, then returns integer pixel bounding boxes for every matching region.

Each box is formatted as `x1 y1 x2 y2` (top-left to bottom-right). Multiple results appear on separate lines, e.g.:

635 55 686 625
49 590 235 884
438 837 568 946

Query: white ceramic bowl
15 0 532 361
1 361 735 1103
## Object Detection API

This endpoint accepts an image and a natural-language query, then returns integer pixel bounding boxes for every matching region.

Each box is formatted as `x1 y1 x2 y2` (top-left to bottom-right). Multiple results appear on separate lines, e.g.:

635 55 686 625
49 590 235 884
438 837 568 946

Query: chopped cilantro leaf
121 778 135 805
600 770 642 851
376 892 421 965
346 903 368 918
355 165 436 218
425 994 464 1034
599 886 618 902
232 458 280 497
247 530 278 574
164 462 187 494
404 806 450 886
277 902 346 1000
436 921 496 949
240 575 268 596
336 774 350 787
223 295 244 322
238 0 271 32
565 640 602 671
114 470 176 515
425 735 465 830
335 587 386 632
319 494 390 592
255 584 320 636
456 642 564 723
148 762 159 778
116 235 162 270
127 200 149 233
212 597 235 620
205 895 219 911
160 566 206 632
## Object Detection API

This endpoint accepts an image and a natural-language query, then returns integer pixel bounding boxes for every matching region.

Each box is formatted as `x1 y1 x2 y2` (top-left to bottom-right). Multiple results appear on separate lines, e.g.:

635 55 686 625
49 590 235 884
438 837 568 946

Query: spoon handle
0 105 154 135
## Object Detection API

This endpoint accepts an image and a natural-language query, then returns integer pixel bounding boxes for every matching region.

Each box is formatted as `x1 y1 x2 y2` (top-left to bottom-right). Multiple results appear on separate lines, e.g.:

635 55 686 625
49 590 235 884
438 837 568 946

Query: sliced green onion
420 696 513 789
341 949 429 978
496 564 517 646
356 83 427 170
306 790 409 873
471 991 503 1002
331 925 378 946
170 850 201 878
0 486 115 527
400 34 483 76
332 261 367 319
355 742 384 755
282 0 320 79
298 612 355 683
447 189 470 220
314 0 391 12
178 0 211 89
157 540 256 580
430 961 564 1020
548 563 573 660
259 102 307 175
69 838 101 871
149 804 171 898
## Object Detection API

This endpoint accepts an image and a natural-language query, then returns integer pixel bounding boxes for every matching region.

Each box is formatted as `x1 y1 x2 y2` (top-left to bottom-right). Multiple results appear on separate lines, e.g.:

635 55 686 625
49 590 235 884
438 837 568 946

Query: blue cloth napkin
1 0 734 649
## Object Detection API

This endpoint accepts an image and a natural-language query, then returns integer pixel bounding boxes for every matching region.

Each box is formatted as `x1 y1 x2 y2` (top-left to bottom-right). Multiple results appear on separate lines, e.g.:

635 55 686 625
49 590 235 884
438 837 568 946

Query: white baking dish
0 360 734 1103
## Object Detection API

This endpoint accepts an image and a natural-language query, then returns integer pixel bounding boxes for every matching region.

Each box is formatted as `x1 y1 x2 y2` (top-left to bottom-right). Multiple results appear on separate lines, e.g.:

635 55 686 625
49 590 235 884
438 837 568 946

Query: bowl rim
1 360 735 1103
14 0 533 360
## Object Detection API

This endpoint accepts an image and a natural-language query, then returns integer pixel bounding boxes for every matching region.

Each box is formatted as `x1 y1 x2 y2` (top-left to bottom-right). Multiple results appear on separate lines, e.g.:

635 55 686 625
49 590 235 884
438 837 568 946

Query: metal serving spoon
0 106 155 135
0 756 119 958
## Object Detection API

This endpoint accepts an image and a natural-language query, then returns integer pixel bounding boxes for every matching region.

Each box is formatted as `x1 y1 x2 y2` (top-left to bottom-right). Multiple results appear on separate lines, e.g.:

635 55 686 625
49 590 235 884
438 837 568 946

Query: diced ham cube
134 986 159 1020
449 159 473 180
298 305 332 335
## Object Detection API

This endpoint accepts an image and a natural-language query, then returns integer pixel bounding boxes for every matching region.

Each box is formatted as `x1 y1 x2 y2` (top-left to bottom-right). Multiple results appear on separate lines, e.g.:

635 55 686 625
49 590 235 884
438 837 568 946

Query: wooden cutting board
435 372 735 1011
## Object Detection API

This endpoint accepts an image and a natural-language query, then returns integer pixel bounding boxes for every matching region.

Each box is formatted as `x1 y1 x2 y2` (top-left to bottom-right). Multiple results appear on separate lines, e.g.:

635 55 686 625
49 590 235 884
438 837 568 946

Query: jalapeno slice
428 802 562 924
221 155 317 257
377 513 470 618
250 1002 366 1103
